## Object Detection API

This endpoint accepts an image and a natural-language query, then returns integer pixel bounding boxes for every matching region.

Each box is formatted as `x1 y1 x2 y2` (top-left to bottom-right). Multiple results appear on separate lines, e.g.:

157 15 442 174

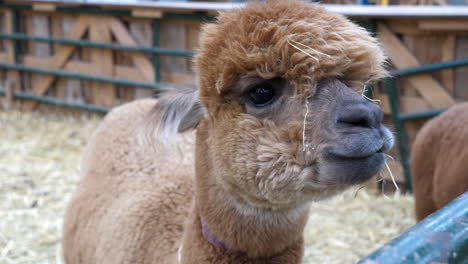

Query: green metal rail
0 62 171 90
0 33 195 57
357 191 468 264
0 3 215 20
0 2 213 112
0 88 109 113
385 58 468 192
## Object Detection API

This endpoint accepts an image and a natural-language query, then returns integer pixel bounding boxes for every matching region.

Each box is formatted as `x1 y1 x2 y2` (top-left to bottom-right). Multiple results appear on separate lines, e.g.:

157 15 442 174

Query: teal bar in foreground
357 192 468 264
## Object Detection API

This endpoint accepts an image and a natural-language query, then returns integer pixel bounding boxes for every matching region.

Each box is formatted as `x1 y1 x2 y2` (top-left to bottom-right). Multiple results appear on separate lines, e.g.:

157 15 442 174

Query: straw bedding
0 109 415 264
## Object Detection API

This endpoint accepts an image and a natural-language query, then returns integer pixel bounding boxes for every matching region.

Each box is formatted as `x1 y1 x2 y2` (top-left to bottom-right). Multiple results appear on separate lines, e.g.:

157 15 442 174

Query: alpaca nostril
338 115 370 128
337 104 380 129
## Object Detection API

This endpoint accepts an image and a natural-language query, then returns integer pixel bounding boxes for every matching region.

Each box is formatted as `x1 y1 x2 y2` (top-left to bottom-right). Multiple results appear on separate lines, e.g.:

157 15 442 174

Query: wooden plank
23 55 51 67
25 13 34 58
386 19 420 35
90 16 115 107
24 56 98 75
441 34 456 94
23 15 89 110
418 19 468 31
161 22 187 74
398 33 443 150
114 48 135 103
131 8 163 18
53 15 85 103
31 13 53 99
4 10 21 106
32 2 56 12
129 19 153 99
377 94 430 115
51 14 65 99
0 79 13 110
22 13 34 94
108 17 154 82
0 11 4 51
116 65 195 85
186 22 200 73
400 35 420 97
0 53 7 63
404 33 450 98
377 23 455 109
455 36 468 100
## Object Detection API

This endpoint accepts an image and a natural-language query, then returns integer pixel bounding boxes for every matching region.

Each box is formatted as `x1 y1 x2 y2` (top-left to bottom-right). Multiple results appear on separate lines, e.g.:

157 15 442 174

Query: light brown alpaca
411 102 468 221
63 1 394 263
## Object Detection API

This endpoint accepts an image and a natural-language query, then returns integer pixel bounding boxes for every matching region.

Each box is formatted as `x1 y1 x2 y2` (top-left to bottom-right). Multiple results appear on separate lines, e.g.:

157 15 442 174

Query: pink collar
200 217 228 249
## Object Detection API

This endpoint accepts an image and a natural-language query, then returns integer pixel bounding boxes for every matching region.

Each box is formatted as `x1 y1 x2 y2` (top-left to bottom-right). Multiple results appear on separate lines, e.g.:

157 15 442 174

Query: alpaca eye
247 83 276 107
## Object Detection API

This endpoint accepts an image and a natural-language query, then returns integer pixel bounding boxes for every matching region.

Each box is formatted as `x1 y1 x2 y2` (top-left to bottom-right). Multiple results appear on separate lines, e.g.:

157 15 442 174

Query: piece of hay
0 110 101 264
303 188 414 264
361 85 381 105
287 38 332 61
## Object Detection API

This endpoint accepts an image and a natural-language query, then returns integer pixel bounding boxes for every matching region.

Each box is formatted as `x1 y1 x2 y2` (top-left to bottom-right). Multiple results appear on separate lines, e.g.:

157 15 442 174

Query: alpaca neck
178 126 309 264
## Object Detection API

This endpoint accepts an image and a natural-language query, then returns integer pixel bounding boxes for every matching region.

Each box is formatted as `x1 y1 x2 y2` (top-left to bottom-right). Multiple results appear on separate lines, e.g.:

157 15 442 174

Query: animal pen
0 0 467 263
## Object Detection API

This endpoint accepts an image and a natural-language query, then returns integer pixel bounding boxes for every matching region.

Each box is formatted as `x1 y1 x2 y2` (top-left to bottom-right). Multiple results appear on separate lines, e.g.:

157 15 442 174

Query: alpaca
411 102 468 221
62 1 394 263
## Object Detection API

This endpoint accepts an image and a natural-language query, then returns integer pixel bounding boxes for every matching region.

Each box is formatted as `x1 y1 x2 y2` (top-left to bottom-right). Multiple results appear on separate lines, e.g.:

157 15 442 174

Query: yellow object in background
381 0 389 5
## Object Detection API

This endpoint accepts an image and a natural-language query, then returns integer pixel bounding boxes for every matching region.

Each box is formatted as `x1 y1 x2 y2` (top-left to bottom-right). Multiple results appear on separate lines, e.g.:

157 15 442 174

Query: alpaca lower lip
322 152 385 185
324 140 387 159
327 149 380 160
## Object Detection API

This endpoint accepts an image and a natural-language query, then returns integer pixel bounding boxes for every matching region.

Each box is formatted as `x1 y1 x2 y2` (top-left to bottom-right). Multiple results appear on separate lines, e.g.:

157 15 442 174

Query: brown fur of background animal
63 1 393 263
411 102 468 221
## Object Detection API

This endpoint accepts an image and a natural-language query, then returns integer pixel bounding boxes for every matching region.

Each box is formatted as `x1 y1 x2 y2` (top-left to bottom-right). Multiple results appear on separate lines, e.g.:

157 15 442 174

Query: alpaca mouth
329 147 383 159
321 148 386 185
325 126 394 160
327 142 389 159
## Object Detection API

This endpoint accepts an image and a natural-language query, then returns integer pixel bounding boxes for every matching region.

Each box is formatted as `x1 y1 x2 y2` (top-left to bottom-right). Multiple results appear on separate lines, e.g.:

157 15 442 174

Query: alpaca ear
143 86 204 143
178 100 204 132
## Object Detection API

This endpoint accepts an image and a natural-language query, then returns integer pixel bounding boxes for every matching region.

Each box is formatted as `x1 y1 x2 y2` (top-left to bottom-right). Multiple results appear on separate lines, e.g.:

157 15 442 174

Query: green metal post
11 8 20 64
385 78 412 192
357 192 468 264
153 19 161 84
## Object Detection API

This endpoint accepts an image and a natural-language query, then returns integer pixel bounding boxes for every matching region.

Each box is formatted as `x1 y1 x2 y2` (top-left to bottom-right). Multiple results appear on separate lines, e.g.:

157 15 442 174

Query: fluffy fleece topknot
195 0 387 107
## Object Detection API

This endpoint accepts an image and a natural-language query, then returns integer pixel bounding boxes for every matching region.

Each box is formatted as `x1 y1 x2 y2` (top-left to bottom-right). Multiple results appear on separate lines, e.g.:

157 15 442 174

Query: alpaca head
150 0 393 210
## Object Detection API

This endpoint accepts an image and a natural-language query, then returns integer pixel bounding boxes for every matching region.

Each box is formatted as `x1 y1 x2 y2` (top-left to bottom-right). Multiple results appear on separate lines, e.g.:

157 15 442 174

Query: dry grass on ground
0 109 415 264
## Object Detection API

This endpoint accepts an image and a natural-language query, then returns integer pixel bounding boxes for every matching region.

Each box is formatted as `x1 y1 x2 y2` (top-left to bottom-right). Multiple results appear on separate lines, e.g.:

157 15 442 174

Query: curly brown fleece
411 102 468 221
